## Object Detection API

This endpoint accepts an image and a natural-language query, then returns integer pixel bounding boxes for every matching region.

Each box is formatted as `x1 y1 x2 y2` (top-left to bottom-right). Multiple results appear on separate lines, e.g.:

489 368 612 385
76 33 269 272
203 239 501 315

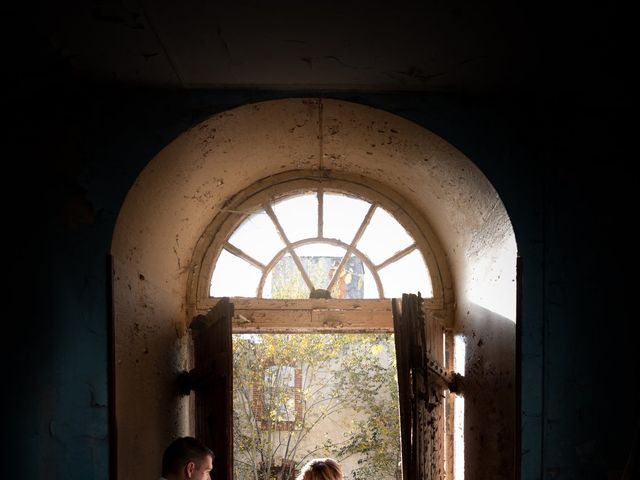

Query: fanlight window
210 191 432 299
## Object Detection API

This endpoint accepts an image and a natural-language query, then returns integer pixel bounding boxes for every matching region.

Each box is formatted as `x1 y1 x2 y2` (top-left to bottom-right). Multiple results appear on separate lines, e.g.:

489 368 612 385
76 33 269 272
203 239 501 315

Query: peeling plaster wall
112 98 516 479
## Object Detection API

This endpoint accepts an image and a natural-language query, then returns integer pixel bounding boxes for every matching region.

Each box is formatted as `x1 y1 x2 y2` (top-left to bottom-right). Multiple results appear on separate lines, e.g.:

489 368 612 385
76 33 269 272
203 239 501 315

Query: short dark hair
162 436 214 476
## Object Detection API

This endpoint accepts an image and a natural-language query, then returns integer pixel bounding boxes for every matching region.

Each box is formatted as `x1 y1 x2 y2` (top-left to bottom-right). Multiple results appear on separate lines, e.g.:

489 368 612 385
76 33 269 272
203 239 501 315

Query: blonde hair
296 458 343 480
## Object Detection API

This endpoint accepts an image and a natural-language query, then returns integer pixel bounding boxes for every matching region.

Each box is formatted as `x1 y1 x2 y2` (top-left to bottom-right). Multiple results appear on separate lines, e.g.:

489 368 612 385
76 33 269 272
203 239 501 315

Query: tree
232 333 400 480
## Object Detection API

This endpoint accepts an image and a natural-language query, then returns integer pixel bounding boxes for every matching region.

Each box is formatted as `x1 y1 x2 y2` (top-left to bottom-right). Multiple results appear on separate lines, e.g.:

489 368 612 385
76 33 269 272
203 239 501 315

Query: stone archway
112 98 517 479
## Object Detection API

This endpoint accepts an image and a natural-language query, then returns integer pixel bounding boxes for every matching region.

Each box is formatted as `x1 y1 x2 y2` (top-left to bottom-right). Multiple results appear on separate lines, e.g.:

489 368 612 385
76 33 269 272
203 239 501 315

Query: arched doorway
112 98 517 479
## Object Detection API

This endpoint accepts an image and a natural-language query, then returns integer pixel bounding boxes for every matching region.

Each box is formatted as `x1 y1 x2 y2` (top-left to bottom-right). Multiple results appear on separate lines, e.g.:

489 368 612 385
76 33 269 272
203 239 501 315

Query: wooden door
393 293 448 480
186 298 234 480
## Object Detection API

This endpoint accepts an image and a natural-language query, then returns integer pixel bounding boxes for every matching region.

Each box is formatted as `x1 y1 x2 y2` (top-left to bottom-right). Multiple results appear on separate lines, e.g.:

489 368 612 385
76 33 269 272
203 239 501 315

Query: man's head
162 436 214 480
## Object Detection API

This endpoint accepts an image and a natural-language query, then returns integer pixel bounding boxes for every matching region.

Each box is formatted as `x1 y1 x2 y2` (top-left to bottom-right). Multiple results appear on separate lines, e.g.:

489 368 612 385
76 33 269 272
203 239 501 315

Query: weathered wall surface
5 87 636 480
112 97 516 479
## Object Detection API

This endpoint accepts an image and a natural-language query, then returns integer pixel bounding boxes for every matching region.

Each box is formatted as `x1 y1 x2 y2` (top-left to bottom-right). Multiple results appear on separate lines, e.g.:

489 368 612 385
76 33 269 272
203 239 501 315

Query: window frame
188 172 449 333
252 363 303 431
214 193 427 300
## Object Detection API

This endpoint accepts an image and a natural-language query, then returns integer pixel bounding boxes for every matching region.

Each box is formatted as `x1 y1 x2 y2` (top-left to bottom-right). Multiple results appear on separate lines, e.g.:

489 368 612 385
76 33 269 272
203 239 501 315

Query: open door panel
393 293 447 480
187 297 234 480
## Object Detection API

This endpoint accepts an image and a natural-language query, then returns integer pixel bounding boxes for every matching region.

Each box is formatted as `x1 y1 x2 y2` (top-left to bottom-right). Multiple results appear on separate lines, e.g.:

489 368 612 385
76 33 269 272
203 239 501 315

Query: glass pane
228 209 284 265
329 255 368 299
379 249 432 298
265 365 296 387
264 364 297 422
210 249 262 297
295 243 346 290
361 259 380 299
272 194 317 242
356 206 414 265
323 193 371 242
262 254 310 299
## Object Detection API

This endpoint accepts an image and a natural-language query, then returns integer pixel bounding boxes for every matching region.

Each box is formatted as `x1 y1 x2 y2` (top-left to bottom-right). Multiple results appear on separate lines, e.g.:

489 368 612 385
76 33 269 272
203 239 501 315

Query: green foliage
233 334 400 480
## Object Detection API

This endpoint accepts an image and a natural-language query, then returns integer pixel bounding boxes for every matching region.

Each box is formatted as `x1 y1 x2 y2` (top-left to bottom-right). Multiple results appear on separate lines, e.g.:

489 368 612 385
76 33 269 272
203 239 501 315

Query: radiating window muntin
210 189 432 299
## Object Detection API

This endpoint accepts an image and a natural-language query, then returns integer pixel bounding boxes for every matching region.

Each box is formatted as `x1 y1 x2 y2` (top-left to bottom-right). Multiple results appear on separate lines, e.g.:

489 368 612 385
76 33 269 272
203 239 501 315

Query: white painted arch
112 98 517 479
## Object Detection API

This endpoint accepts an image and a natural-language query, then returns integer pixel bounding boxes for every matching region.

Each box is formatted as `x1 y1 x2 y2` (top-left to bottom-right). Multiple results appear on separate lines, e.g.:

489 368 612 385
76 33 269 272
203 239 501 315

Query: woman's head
296 458 343 480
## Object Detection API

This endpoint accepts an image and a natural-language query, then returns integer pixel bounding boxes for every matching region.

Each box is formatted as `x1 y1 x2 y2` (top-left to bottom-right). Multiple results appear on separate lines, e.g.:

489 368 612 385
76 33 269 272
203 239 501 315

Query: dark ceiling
4 0 632 98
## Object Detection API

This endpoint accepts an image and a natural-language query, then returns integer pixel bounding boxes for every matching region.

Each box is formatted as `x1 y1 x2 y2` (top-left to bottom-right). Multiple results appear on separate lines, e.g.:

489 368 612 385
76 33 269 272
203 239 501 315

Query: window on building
209 190 432 299
253 364 302 430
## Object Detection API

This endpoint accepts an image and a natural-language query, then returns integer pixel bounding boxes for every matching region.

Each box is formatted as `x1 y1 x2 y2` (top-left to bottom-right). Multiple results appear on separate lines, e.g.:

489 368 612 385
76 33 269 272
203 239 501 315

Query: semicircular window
210 191 432 299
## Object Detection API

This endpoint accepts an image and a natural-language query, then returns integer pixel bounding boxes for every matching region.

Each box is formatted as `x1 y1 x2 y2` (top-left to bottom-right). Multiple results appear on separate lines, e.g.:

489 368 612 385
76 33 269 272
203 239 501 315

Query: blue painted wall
4 86 636 479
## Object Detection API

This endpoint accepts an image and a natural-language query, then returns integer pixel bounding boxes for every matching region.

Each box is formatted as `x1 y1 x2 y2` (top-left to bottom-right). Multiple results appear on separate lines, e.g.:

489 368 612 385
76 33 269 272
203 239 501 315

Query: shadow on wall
457 302 517 480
